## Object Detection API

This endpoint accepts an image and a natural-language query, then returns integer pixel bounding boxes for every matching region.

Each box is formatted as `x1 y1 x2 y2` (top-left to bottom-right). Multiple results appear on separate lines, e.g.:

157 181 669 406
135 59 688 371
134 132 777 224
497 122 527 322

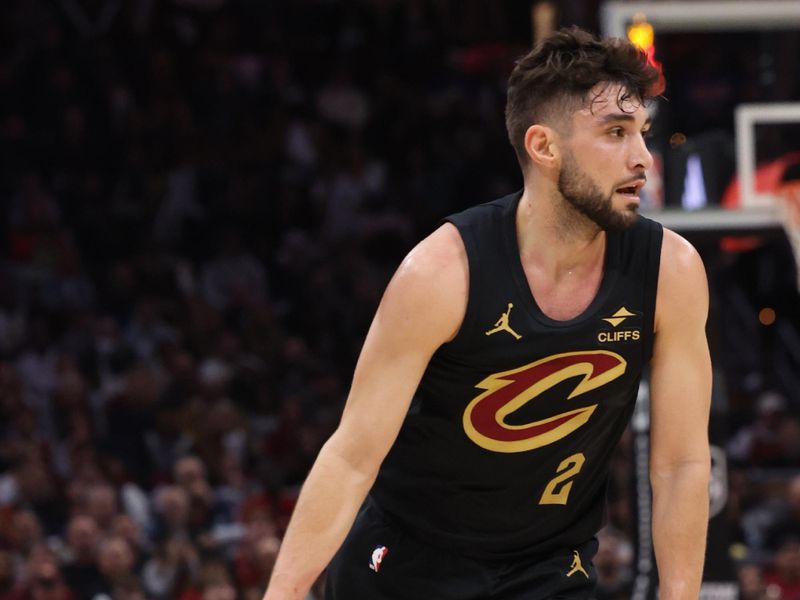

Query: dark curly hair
505 26 664 166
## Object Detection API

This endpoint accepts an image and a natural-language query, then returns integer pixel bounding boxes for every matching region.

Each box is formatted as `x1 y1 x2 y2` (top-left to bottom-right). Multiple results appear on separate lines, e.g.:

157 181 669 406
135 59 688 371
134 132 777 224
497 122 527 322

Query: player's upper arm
649 228 712 473
327 222 468 476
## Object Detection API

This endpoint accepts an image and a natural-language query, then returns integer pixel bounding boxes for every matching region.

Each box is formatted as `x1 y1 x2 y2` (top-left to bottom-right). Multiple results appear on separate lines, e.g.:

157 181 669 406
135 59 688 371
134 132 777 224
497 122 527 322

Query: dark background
0 2 799 599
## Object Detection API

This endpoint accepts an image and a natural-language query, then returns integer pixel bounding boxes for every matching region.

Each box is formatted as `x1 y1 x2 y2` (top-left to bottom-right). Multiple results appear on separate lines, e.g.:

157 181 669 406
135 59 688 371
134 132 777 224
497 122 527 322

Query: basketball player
264 27 711 600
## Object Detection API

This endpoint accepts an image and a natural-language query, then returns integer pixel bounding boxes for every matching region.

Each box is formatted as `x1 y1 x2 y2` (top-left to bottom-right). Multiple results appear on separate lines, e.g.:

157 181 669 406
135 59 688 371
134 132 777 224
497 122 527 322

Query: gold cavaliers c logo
463 351 627 453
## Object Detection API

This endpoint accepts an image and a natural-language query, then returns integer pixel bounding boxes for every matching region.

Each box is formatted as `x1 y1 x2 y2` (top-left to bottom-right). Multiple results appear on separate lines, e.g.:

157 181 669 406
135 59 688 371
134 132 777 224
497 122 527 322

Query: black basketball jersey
370 191 663 560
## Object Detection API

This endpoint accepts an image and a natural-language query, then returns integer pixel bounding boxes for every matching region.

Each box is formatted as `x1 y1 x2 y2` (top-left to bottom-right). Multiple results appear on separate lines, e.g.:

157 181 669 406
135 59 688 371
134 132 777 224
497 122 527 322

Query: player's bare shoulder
658 228 707 290
380 223 468 345
397 222 467 286
655 228 709 332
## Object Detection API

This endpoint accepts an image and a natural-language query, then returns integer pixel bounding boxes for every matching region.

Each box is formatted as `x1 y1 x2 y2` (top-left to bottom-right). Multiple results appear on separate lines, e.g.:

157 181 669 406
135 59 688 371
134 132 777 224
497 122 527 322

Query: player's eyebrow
597 113 652 127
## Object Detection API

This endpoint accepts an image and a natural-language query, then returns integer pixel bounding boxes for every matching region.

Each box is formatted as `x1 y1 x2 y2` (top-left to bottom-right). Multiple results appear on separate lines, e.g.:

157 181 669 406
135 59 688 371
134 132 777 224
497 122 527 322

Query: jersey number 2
539 453 586 505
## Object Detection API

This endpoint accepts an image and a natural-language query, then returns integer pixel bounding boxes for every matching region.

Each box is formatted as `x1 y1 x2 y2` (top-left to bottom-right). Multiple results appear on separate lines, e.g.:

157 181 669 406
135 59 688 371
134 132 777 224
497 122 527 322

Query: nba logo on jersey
369 545 389 572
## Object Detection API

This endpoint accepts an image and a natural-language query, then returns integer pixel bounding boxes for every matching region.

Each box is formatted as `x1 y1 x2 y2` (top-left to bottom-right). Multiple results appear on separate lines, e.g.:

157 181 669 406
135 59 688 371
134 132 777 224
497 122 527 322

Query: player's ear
524 124 560 168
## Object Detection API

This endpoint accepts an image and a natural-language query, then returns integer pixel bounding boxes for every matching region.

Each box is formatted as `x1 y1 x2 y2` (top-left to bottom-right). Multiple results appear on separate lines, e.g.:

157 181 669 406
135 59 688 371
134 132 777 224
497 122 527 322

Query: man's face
67 516 98 559
557 83 653 230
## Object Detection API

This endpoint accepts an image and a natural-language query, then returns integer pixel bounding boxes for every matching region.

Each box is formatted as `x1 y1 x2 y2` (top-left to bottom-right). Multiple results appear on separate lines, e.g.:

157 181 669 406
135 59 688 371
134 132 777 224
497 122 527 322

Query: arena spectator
0 550 23 600
151 486 191 542
763 477 800 553
764 538 800 600
738 563 768 600
594 527 634 600
7 510 45 559
140 537 199 600
60 516 103 600
727 391 790 466
92 537 138 600
21 550 74 600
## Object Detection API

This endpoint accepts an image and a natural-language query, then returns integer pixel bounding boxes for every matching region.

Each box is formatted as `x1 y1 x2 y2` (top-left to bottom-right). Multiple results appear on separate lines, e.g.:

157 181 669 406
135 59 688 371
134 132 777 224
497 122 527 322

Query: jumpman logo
566 550 589 578
485 303 522 340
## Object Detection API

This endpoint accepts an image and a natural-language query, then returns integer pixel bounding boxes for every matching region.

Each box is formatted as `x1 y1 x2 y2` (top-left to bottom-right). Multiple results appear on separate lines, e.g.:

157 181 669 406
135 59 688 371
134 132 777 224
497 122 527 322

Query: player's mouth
614 179 646 201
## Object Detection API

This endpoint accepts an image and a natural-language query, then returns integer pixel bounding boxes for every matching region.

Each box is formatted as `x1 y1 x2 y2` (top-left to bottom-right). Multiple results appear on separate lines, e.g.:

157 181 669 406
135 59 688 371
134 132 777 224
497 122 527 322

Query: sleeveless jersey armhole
641 219 664 363
442 217 481 347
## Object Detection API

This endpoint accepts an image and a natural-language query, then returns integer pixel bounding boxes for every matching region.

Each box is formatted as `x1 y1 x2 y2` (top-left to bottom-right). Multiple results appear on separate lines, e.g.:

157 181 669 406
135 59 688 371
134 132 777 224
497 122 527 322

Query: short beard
557 151 638 231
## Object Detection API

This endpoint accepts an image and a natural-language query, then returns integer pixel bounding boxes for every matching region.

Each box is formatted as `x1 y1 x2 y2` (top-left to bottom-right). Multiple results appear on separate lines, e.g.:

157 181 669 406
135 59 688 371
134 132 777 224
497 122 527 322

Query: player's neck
516 186 606 281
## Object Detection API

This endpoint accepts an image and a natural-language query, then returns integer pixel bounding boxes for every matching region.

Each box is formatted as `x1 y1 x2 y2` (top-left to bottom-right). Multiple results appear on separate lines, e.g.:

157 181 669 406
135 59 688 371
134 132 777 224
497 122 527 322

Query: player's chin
622 205 640 223
606 206 639 231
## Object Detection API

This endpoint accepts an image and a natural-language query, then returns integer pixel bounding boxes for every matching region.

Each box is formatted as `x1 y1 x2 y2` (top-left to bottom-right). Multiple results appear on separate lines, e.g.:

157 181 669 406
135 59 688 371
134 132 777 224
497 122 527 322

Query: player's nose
629 133 653 172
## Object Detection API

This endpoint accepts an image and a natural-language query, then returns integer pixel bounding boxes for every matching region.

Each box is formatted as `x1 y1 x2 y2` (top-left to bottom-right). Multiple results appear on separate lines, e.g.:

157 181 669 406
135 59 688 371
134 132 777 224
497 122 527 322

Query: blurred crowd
0 1 798 599
0 0 527 598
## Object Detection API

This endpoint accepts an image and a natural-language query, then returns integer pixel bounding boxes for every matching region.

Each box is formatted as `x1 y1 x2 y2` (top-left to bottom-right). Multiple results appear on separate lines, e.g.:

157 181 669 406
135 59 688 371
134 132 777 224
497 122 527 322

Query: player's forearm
263 435 379 600
650 461 710 600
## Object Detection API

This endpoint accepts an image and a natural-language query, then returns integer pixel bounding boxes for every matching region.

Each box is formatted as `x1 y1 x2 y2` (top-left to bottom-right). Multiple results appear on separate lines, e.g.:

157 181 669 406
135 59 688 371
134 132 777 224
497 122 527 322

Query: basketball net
778 181 800 291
